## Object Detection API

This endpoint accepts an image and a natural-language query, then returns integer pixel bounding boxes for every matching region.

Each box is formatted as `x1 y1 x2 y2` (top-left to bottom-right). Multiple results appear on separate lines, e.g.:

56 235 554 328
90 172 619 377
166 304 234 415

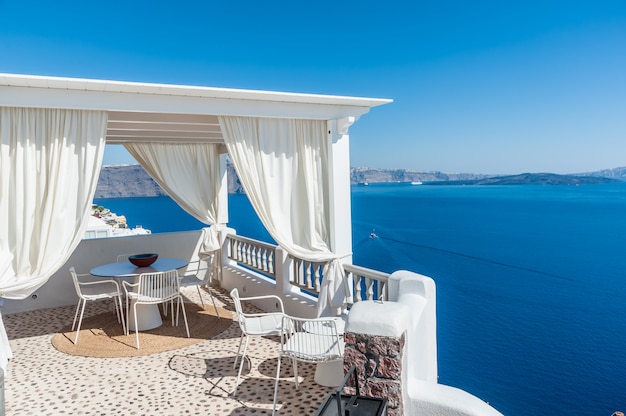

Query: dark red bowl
128 253 158 267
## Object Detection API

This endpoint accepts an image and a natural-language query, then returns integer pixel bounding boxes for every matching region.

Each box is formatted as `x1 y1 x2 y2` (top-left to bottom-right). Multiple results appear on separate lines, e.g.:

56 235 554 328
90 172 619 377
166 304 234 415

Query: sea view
94 181 626 416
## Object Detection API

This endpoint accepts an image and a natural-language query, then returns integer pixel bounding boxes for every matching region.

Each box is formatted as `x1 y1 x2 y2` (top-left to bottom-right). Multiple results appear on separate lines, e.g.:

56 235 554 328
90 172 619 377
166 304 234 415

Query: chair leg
171 298 176 326
178 295 190 337
133 302 140 349
113 297 122 324
125 296 130 336
196 285 205 308
272 355 283 416
195 284 220 319
73 299 87 345
175 296 183 326
233 333 245 369
293 359 299 390
117 295 127 335
71 299 82 331
206 286 220 319
233 335 250 396
113 300 119 322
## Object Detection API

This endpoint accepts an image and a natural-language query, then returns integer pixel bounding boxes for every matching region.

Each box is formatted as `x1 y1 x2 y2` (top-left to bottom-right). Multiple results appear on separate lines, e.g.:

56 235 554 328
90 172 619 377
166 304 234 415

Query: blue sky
1 0 624 174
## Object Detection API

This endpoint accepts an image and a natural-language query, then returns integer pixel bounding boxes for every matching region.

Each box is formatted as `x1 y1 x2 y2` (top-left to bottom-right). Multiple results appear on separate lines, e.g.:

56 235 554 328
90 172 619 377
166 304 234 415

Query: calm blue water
96 182 626 415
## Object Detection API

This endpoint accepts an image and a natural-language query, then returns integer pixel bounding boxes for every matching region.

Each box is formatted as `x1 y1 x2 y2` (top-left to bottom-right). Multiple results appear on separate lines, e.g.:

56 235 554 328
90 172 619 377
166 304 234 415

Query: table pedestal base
314 359 344 387
128 303 163 331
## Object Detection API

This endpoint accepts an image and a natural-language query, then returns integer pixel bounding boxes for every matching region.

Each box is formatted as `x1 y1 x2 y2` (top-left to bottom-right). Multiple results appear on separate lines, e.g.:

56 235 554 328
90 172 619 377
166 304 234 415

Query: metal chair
122 269 190 349
115 254 136 287
178 253 220 318
272 315 344 415
70 267 126 345
230 288 285 395
116 254 131 262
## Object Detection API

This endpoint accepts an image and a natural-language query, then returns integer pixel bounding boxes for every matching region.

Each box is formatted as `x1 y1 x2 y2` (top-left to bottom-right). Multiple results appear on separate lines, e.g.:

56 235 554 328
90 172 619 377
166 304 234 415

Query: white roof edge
0 73 393 108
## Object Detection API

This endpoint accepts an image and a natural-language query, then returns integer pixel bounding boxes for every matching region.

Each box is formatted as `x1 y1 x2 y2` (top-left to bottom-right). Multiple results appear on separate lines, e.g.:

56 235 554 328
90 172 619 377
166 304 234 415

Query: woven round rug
51 303 233 358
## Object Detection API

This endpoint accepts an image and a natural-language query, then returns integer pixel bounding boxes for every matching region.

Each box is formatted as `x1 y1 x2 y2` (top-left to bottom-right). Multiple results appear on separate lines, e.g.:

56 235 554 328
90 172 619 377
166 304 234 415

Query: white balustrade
224 234 390 308
225 234 276 278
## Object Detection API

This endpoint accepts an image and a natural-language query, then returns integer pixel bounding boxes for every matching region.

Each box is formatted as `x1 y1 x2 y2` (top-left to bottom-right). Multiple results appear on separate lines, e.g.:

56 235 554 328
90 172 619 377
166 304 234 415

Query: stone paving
3 287 335 415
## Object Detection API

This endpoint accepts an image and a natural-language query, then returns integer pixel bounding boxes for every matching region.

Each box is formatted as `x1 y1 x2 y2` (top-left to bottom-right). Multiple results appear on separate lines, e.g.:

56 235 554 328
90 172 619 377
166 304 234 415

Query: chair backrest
230 288 245 329
280 315 344 363
69 267 83 297
116 254 131 262
187 254 214 285
135 270 180 303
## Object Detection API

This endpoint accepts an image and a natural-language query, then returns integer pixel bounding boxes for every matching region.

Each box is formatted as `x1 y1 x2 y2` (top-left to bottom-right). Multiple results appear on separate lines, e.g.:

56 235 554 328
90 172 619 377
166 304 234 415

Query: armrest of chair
77 278 121 291
121 280 139 294
241 311 285 320
238 294 285 312
179 258 212 278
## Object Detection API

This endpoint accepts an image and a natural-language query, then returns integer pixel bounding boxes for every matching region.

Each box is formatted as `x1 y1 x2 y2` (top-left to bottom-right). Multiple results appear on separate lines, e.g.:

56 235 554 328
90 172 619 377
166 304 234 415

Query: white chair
230 288 285 396
115 254 136 287
272 315 344 415
179 253 220 318
116 254 131 262
70 267 126 345
122 269 190 349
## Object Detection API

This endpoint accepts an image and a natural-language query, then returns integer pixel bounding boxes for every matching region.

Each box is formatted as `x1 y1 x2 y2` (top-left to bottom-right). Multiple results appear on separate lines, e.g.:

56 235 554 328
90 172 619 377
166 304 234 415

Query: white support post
326 117 355 264
212 153 230 283
217 153 229 225
275 246 295 296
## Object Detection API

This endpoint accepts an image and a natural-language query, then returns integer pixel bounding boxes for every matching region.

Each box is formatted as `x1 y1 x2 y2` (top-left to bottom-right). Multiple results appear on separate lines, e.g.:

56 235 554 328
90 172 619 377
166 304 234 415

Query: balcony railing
289 257 324 294
343 264 389 306
3 231 388 317
225 234 276 278
225 234 389 307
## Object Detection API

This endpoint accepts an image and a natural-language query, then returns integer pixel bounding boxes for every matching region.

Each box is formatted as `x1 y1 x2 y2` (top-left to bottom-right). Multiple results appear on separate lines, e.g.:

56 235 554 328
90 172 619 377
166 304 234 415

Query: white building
0 73 502 415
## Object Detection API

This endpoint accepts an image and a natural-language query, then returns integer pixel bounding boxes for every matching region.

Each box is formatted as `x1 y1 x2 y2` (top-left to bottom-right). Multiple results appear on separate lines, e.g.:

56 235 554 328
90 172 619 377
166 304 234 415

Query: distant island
94 164 625 199
424 172 619 186
350 167 626 185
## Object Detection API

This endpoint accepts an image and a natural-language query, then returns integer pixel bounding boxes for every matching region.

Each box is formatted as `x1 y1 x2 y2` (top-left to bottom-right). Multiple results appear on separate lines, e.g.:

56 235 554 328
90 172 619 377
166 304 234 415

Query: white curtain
125 142 225 252
0 107 107 370
219 116 350 316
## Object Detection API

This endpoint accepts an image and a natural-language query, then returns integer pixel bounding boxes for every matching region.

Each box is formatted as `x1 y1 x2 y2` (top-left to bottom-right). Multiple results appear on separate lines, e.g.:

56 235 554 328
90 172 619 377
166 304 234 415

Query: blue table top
90 257 188 277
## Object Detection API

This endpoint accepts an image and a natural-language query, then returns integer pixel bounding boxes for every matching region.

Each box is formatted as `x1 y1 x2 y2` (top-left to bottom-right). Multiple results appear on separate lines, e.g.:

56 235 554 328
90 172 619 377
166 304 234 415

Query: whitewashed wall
1 231 203 315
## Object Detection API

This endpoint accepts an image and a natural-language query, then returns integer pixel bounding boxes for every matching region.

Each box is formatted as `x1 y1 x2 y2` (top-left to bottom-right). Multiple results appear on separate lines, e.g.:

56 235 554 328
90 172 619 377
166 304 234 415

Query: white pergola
0 74 391 248
0 73 391 369
0 74 390 143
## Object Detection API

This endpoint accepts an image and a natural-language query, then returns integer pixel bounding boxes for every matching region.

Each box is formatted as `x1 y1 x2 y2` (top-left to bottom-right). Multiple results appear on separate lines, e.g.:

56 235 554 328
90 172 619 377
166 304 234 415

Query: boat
411 181 423 185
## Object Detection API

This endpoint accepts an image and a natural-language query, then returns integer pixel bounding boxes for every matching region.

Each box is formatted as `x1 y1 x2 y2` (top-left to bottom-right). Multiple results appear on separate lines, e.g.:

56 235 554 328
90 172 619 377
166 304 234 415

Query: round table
90 257 188 278
90 258 188 331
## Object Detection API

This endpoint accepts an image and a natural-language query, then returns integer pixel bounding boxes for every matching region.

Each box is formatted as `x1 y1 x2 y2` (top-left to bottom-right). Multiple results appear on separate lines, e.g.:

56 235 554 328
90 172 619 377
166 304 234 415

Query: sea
95 182 626 416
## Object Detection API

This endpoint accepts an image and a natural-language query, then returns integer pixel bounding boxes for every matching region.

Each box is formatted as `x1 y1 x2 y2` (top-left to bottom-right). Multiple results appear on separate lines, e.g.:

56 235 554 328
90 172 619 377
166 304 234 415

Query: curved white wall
346 270 503 416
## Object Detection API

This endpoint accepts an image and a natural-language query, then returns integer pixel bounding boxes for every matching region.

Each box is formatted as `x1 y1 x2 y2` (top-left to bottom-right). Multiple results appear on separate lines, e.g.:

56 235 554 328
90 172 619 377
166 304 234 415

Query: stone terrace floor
3 287 336 415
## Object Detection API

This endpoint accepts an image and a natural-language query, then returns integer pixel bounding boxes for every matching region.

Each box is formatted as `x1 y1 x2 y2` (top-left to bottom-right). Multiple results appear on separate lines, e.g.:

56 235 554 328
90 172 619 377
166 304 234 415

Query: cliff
95 165 166 198
350 167 490 184
94 164 624 199
94 164 245 198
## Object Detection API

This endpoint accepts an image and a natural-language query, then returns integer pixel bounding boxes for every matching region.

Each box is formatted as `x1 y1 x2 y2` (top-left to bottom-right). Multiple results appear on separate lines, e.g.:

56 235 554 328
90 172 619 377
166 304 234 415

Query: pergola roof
0 73 392 144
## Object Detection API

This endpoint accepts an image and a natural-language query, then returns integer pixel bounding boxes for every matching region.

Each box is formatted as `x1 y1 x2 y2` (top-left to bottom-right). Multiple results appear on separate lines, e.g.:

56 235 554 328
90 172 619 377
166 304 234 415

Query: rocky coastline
95 164 625 199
